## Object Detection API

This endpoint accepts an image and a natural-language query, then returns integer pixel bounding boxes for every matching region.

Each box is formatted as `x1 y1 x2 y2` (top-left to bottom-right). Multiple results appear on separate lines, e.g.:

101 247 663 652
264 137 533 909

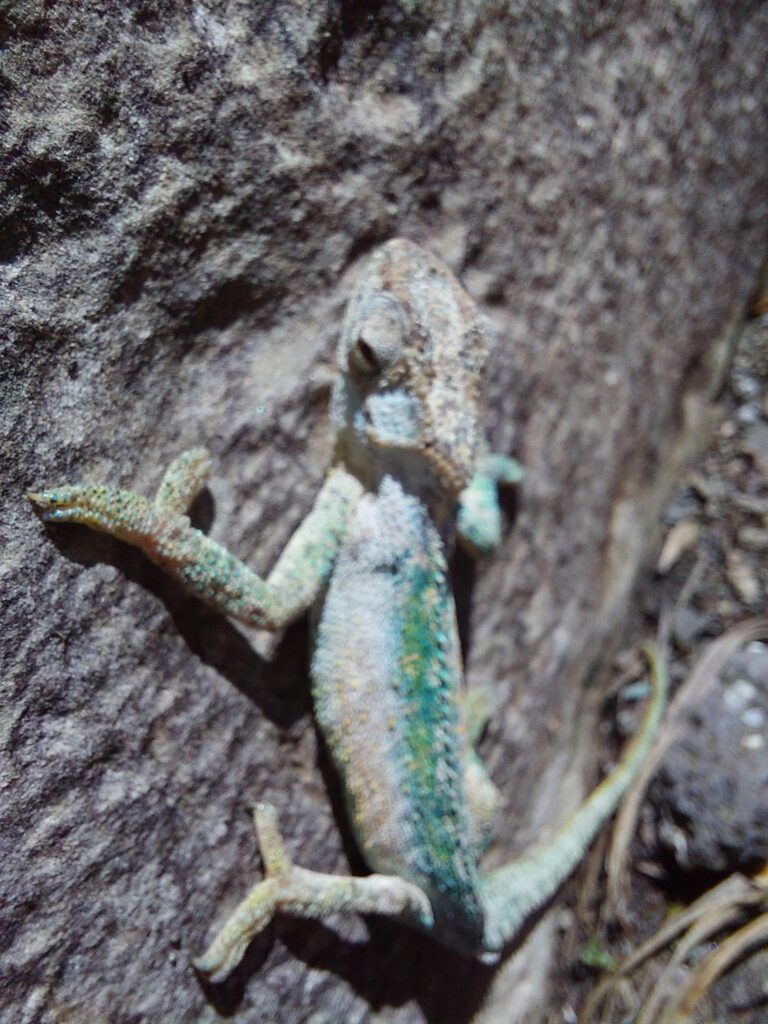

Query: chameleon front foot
28 452 360 629
28 447 226 586
28 482 162 545
194 803 434 983
28 447 212 541
155 447 212 515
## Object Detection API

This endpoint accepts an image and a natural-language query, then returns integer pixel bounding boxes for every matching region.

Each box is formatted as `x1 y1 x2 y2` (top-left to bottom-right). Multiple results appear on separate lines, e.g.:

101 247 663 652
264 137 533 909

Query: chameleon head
332 238 489 496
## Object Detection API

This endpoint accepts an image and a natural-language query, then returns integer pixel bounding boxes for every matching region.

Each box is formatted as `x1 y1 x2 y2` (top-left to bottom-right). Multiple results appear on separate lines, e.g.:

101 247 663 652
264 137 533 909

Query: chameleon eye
350 336 383 375
347 294 405 377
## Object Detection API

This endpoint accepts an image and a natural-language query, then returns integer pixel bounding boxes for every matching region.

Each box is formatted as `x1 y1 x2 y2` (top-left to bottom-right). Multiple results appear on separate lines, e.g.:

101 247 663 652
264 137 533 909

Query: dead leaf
738 526 768 552
657 519 700 575
725 548 760 604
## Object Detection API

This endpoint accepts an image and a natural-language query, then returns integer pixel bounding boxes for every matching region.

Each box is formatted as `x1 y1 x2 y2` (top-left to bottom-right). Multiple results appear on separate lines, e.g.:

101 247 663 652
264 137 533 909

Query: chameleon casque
30 238 666 982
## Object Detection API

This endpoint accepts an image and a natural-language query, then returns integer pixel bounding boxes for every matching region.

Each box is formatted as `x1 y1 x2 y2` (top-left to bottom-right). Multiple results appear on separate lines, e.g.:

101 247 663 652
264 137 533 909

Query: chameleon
29 238 666 982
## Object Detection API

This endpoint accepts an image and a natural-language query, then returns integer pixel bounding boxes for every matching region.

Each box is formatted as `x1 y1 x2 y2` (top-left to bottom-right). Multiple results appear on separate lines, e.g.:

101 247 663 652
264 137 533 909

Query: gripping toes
28 483 161 545
29 448 211 537
192 804 291 982
155 447 212 515
194 803 435 983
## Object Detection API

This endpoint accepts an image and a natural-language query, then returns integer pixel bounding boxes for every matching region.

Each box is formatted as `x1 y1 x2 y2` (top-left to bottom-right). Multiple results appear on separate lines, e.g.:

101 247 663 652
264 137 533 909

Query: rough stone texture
2 3 767 1023
650 642 768 876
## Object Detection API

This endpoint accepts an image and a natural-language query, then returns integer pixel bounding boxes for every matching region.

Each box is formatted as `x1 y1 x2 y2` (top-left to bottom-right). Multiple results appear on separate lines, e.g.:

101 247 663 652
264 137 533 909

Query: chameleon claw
28 485 89 510
483 454 525 486
41 507 88 524
155 447 213 514
27 489 62 508
27 488 81 522
28 488 115 531
192 872 281 982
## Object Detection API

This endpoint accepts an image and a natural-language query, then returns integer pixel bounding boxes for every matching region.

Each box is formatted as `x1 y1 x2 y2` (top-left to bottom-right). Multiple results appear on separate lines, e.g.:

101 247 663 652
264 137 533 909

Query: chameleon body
30 239 666 981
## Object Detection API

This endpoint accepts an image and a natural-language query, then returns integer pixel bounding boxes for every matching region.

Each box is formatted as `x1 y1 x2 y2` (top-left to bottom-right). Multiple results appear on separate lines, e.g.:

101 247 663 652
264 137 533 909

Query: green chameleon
29 238 666 982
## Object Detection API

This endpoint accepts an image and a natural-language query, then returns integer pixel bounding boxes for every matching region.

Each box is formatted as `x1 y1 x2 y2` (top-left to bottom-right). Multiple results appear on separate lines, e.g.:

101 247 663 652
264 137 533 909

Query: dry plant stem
656 909 768 1024
634 903 750 1024
575 827 611 931
625 875 766 976
606 617 768 915
578 873 767 1024
605 616 672 925
673 550 709 616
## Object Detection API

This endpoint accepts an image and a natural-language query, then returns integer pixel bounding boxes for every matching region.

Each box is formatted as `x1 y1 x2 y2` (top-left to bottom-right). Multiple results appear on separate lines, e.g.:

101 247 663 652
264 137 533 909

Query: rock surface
2 3 767 1023
651 642 768 877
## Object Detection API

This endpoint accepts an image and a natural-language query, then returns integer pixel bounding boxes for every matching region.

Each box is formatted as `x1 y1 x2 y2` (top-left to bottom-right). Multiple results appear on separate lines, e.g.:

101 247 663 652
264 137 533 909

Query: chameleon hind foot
193 803 434 983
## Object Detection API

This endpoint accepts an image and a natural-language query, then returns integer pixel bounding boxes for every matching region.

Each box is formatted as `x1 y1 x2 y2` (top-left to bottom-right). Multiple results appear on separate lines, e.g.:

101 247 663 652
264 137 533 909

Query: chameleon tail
480 643 667 951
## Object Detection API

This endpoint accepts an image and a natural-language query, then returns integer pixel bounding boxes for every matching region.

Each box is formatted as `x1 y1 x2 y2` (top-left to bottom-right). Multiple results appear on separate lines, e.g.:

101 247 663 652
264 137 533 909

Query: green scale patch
396 534 483 931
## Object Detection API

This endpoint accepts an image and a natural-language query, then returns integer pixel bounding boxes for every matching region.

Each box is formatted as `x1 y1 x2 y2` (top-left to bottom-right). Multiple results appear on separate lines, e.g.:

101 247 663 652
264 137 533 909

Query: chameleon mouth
362 390 422 450
359 395 472 495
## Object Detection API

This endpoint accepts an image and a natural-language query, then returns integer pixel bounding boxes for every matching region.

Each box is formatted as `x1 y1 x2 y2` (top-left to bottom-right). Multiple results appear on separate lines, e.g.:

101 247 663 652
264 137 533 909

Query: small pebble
723 679 758 711
718 419 738 439
732 375 760 400
741 707 765 729
742 734 765 751
737 404 760 425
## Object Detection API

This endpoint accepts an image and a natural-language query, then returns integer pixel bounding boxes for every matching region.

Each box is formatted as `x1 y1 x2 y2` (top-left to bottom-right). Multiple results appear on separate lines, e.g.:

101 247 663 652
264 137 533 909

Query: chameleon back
311 475 486 948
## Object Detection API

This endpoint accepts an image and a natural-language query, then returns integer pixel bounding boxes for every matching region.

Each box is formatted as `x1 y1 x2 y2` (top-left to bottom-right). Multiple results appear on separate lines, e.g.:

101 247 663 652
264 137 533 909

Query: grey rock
741 707 766 730
663 491 704 526
3 3 768 1024
673 606 713 651
725 643 768 690
724 678 759 712
732 373 761 401
743 419 768 466
736 403 762 425
650 671 768 875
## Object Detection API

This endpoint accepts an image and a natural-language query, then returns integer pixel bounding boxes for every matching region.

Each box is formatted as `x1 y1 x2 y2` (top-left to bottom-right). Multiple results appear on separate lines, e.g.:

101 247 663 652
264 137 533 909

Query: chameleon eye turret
345 293 405 377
